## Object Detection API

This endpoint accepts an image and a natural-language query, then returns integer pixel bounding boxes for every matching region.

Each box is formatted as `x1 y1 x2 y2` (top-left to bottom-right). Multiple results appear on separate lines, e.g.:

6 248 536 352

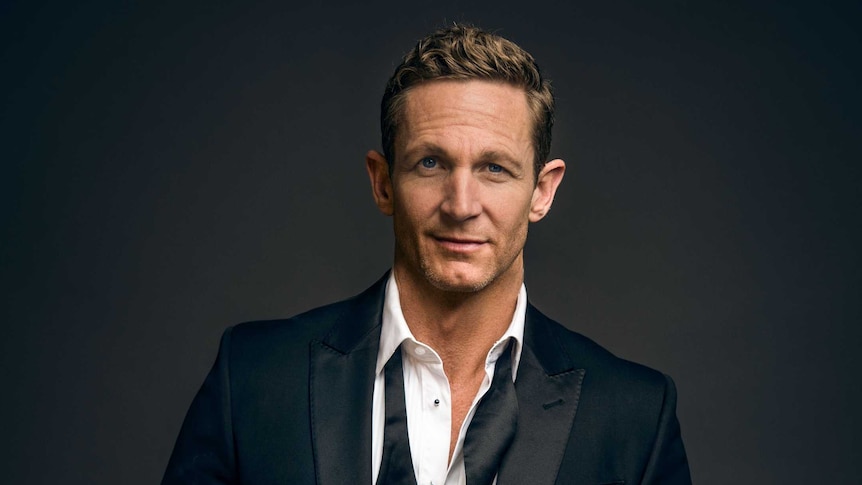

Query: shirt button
414 347 426 356
434 399 440 407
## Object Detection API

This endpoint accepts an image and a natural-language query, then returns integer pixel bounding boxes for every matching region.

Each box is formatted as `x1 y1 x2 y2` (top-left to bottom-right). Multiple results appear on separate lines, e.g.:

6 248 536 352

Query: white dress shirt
371 272 526 485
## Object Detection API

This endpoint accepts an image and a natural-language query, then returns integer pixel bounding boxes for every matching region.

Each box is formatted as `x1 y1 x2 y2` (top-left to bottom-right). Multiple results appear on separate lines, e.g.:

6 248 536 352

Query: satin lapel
309 275 387 485
498 304 585 485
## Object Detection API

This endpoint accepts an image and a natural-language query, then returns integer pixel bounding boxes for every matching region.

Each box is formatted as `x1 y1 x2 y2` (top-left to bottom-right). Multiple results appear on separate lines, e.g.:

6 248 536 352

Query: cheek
392 195 431 241
488 192 533 226
396 185 439 217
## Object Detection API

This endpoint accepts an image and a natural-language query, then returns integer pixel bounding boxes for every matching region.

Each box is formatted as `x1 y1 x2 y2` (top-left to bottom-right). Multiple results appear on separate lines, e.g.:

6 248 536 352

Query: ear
366 150 394 216
529 158 566 222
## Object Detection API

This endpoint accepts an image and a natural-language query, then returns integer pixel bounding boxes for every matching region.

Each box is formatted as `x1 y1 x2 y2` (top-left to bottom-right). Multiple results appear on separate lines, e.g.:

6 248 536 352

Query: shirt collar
376 271 527 376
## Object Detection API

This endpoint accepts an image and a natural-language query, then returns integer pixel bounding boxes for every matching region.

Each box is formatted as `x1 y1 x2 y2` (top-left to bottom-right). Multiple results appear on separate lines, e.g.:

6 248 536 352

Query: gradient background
2 1 860 483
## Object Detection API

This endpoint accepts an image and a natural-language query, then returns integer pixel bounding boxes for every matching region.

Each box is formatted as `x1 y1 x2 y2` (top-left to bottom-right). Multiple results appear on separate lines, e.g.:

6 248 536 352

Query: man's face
367 79 564 294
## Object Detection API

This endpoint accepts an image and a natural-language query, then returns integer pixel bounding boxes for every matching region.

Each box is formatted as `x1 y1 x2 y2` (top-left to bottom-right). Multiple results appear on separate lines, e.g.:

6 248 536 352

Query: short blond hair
381 24 555 179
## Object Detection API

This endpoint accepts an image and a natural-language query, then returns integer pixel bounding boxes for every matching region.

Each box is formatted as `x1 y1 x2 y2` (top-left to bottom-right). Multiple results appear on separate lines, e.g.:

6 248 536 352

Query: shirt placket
412 348 450 485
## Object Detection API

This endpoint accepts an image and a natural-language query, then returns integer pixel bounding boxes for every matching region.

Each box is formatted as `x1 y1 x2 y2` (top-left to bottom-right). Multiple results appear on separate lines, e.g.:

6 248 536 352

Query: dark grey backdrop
2 1 860 483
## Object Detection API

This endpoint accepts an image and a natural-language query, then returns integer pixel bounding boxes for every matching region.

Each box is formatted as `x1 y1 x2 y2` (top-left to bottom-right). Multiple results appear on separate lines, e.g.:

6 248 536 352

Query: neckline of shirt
376 271 527 378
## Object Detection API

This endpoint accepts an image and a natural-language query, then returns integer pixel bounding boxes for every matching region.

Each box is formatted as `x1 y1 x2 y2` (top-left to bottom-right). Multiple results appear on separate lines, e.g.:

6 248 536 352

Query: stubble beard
418 255 496 293
416 241 526 295
393 212 530 296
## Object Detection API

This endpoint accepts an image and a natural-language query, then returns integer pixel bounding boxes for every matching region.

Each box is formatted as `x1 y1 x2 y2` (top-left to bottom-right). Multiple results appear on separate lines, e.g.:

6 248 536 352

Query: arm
162 327 237 485
641 374 692 485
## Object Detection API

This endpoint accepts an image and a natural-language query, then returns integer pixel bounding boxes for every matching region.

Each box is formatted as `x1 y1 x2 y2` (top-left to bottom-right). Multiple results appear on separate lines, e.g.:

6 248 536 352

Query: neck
392 262 522 376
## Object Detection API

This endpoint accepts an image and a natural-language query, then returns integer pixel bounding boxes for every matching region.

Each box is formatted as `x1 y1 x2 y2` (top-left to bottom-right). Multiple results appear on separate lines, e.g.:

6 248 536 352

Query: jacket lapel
308 279 585 485
498 304 585 485
309 275 387 485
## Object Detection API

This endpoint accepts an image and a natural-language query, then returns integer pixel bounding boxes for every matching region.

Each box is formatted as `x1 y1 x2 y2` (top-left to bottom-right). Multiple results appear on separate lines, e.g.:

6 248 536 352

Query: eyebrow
399 142 439 158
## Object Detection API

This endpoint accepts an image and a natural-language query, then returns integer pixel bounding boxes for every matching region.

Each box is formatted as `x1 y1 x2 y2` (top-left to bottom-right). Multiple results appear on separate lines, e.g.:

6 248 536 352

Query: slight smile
432 236 487 253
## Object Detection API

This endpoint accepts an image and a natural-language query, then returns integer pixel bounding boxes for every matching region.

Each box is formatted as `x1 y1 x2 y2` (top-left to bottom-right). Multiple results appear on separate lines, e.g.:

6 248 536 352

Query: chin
420 261 496 293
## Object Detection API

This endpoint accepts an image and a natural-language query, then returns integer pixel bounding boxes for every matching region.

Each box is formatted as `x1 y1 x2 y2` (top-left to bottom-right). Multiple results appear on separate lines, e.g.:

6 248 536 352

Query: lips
432 235 487 253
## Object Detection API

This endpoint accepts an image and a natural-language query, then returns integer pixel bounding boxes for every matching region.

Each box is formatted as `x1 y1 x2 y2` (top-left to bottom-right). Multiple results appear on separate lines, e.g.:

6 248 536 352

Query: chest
376 352 495 485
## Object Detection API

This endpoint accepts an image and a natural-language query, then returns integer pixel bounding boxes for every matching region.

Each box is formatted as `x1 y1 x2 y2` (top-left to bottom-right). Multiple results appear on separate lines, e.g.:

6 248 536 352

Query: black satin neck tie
376 347 418 485
377 340 519 485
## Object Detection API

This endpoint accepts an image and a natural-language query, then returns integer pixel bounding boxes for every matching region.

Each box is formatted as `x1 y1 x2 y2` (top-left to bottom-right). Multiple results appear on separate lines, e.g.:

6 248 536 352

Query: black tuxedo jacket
163 274 691 484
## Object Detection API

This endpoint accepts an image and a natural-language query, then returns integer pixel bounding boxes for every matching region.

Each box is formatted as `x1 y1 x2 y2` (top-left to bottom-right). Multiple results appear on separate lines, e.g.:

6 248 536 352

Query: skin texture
367 79 565 298
365 79 566 460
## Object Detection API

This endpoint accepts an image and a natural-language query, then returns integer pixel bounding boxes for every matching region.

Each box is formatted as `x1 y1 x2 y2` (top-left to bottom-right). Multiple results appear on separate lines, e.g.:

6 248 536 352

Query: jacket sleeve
162 327 238 484
640 374 692 485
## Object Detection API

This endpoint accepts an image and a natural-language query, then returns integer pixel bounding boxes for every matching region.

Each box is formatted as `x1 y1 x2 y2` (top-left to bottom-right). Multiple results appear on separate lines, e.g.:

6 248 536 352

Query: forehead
396 80 533 160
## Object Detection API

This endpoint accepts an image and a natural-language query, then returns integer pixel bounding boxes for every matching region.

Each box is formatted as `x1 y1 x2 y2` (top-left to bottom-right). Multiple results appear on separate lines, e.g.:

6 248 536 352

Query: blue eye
420 157 437 169
488 163 503 173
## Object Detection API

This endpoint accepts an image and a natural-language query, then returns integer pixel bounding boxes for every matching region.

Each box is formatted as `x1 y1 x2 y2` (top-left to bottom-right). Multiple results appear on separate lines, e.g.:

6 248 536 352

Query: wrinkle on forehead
396 80 534 166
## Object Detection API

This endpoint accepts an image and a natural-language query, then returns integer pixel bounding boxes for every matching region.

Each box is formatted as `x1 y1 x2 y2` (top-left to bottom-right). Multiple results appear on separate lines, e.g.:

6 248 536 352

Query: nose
440 168 482 221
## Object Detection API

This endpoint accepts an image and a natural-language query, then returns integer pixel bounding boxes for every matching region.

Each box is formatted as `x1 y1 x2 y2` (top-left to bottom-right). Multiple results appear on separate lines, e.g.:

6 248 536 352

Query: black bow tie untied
376 340 519 485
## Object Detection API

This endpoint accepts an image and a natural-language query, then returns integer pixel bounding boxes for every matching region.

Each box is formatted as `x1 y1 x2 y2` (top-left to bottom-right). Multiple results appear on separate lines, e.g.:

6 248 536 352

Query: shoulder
228 298 354 346
527 303 673 399
527 304 681 451
221 274 388 364
529 307 691 482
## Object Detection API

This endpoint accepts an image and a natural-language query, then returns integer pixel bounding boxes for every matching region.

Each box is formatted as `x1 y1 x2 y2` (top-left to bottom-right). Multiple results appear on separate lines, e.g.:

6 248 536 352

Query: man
163 24 691 485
